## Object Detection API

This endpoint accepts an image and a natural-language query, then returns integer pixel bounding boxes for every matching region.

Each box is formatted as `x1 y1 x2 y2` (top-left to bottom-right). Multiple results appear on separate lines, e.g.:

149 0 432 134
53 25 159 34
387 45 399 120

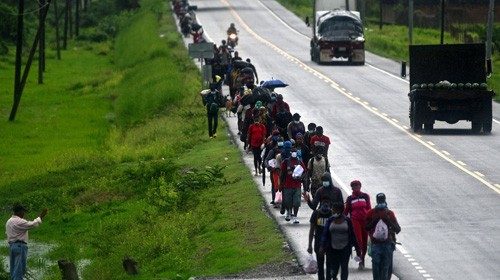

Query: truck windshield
319 17 362 37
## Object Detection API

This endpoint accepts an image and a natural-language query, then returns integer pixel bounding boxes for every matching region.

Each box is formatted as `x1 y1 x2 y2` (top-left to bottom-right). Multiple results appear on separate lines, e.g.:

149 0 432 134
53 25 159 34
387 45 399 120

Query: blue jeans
371 241 394 280
9 242 28 280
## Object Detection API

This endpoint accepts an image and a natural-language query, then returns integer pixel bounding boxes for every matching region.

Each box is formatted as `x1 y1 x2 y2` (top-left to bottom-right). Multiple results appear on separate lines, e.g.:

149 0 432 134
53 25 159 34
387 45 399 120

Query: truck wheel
471 118 482 133
410 101 422 132
482 99 492 133
424 123 434 132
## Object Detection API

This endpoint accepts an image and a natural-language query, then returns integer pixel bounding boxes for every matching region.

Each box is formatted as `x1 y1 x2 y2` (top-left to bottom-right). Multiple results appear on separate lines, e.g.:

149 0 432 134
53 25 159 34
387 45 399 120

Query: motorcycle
227 33 238 48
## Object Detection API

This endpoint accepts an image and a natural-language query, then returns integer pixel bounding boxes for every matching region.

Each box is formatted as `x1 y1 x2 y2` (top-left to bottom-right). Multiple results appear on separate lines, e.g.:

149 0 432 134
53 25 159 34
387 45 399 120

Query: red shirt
310 135 331 149
248 123 266 148
280 157 305 189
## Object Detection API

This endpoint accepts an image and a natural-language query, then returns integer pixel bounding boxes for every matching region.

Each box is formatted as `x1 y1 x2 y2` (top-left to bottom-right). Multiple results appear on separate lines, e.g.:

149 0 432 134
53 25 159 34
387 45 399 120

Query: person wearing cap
5 204 48 280
279 141 305 224
365 193 401 280
344 180 371 269
304 172 343 211
307 200 333 280
310 126 331 158
287 113 306 141
320 202 361 280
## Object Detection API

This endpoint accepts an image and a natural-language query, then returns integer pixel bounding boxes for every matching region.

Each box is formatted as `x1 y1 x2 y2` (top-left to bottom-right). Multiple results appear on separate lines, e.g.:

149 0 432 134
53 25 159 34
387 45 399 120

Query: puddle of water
1 240 55 280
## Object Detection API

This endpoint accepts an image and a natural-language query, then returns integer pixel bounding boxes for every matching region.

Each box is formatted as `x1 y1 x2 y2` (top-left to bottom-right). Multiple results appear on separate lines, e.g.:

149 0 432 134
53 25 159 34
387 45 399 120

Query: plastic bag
275 191 282 204
292 165 304 179
304 253 318 274
267 159 276 168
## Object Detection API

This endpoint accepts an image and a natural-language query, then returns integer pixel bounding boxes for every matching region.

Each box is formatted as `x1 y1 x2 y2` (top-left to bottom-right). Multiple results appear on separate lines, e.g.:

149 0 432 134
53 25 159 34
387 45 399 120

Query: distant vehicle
310 0 365 65
408 43 495 133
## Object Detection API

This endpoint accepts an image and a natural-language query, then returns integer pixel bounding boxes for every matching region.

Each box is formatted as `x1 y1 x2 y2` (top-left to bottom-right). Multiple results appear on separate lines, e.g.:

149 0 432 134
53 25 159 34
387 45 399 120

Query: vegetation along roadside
0 0 296 278
275 0 499 102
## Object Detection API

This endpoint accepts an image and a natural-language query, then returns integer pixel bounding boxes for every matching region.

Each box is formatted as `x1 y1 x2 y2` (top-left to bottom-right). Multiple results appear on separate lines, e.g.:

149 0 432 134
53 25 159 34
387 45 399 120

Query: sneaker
280 205 285 214
213 133 217 138
209 136 213 139
285 212 291 221
270 201 275 205
293 217 299 224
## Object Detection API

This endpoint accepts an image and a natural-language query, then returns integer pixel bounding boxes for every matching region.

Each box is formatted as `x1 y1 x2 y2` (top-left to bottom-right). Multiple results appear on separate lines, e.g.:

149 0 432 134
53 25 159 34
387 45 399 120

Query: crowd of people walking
174 3 402 279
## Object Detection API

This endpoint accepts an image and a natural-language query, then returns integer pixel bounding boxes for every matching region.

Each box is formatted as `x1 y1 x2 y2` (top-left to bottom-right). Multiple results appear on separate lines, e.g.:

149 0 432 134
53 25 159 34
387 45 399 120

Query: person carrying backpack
308 200 333 280
344 180 371 270
306 152 328 195
202 85 222 138
365 193 401 280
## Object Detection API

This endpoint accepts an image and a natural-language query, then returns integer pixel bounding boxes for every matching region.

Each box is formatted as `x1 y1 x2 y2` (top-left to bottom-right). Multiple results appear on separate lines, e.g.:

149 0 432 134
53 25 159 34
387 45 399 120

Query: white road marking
441 150 451 156
392 118 399 123
494 118 500 124
381 113 388 117
495 184 500 189
474 171 485 177
427 141 435 146
363 101 369 105
457 161 467 166
403 125 408 129
411 262 420 266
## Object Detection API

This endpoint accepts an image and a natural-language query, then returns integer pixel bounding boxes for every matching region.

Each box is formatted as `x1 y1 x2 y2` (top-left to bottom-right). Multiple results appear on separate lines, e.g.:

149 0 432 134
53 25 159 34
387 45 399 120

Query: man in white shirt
5 204 48 280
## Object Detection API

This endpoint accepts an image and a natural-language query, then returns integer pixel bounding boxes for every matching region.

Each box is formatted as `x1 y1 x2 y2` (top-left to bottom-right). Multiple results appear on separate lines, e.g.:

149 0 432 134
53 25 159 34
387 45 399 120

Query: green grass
275 0 499 101
0 0 291 278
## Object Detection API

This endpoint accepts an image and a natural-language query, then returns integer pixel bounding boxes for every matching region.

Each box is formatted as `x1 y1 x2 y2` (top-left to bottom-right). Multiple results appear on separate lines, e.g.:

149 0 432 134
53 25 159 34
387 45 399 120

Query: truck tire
410 101 422 132
471 117 482 133
483 99 493 133
424 122 434 132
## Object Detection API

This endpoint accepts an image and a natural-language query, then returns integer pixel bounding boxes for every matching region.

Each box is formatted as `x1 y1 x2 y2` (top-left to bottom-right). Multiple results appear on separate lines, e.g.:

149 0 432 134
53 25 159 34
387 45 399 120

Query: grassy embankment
0 0 290 279
275 0 500 101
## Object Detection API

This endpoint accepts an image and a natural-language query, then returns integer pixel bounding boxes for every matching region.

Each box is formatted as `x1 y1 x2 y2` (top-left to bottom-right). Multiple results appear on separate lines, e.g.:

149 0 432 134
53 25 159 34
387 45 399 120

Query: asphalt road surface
186 0 500 279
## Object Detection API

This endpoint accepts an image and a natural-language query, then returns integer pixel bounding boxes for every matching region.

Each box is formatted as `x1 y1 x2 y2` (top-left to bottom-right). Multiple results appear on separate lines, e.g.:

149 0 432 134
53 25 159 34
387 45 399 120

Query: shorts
283 188 301 208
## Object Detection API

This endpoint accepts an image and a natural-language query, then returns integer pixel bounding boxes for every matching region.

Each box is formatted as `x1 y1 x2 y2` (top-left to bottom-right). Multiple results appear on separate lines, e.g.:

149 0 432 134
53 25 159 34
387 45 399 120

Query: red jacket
280 157 305 189
247 123 266 148
344 192 371 221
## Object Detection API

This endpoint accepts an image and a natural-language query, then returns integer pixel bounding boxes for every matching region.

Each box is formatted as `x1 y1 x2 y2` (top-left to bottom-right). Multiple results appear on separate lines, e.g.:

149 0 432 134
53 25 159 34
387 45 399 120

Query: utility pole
12 0 25 121
409 0 413 45
75 0 80 36
486 0 495 60
345 0 350 11
10 0 53 121
54 0 61 60
440 0 446 44
63 0 69 49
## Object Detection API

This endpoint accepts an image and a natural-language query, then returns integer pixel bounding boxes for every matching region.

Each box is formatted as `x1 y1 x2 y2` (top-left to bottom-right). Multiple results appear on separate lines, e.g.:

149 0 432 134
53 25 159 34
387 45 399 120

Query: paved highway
187 0 500 279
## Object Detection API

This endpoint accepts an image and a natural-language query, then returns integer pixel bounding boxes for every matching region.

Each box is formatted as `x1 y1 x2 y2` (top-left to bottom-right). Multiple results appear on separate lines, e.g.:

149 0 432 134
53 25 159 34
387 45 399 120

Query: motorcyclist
227 23 237 36
227 23 239 47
